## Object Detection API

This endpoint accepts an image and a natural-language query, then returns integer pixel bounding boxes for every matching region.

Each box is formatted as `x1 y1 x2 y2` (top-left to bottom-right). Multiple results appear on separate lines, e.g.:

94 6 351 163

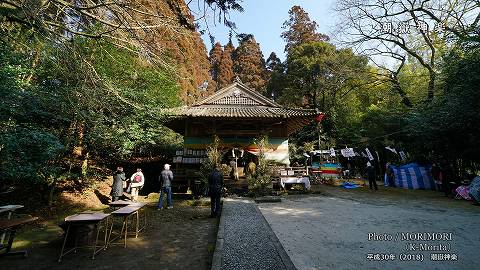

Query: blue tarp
342 182 360 189
388 163 436 190
469 176 480 202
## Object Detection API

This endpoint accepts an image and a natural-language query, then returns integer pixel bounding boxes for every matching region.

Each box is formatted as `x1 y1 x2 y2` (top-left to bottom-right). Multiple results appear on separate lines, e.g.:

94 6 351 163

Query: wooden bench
0 217 38 257
0 205 24 244
106 203 146 248
58 212 110 262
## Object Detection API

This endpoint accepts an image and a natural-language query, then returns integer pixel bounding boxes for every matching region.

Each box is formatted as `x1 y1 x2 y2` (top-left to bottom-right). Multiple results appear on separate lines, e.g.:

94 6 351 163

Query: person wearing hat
158 164 174 209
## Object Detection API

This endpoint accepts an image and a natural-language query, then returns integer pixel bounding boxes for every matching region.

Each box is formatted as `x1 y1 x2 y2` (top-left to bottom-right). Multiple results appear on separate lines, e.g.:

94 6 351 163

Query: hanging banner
330 148 336 157
246 139 290 165
385 146 398 155
365 148 375 161
399 151 407 161
341 148 355 157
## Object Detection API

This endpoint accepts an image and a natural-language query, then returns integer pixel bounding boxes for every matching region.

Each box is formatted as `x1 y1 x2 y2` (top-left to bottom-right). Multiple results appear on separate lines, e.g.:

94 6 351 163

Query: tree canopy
281 5 329 53
233 34 267 92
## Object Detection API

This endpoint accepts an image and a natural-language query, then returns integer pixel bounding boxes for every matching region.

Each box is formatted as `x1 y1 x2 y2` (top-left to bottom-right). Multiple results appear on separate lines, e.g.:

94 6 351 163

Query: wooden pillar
184 119 192 194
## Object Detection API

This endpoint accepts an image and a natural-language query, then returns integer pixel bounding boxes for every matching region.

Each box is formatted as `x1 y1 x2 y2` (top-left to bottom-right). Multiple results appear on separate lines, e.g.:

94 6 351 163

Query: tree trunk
427 70 435 102
81 152 89 177
73 121 85 157
48 179 57 206
392 80 412 107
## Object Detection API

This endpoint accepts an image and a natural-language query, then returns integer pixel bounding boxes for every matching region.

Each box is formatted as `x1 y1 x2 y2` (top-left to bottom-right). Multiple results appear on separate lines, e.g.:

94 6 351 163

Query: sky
192 0 339 61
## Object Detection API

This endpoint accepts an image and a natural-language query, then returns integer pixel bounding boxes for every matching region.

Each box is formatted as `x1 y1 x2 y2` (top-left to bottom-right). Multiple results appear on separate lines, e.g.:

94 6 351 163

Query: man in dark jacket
158 164 174 209
111 166 126 202
366 162 378 190
208 166 224 217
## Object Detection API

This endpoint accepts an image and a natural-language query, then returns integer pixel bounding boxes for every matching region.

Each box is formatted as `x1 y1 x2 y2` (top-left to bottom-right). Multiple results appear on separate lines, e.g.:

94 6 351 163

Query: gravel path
219 198 295 270
258 186 480 270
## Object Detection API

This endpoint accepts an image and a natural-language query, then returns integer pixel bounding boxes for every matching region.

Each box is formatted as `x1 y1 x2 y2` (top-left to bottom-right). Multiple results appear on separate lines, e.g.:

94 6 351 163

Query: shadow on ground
2 197 218 270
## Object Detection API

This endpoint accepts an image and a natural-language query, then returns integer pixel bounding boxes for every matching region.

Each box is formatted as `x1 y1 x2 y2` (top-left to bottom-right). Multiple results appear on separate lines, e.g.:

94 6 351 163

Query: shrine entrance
165 80 317 191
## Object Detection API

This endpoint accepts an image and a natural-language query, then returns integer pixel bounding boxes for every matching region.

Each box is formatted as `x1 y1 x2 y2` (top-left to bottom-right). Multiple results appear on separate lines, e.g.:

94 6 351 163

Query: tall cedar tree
281 6 329 52
209 42 223 87
266 52 282 72
233 34 267 92
140 0 216 103
265 52 285 99
218 40 235 89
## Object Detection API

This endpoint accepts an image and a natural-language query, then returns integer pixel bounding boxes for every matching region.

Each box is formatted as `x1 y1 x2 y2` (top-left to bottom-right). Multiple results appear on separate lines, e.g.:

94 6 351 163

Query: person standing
158 164 173 209
208 165 224 217
431 162 443 192
130 168 145 202
111 166 126 202
366 162 378 190
229 159 238 181
385 163 395 187
441 160 455 197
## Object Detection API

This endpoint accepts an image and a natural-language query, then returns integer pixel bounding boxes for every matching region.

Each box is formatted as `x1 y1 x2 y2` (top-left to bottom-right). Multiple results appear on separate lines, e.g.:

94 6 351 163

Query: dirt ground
2 195 218 270
258 184 480 270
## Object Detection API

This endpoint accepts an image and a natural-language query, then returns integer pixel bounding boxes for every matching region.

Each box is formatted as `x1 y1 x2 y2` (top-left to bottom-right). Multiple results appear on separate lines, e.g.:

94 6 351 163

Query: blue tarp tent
388 163 436 190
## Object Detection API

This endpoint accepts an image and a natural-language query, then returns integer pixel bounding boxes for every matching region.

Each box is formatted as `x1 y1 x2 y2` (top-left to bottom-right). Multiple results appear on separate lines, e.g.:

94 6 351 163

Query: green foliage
247 135 274 194
0 40 65 188
265 52 285 99
0 27 181 192
401 46 480 164
0 127 64 187
278 41 379 151
197 135 224 183
37 38 182 161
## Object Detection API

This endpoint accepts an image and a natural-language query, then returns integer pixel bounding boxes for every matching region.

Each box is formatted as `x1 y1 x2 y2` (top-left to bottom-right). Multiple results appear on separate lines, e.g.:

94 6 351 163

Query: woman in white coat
130 168 145 201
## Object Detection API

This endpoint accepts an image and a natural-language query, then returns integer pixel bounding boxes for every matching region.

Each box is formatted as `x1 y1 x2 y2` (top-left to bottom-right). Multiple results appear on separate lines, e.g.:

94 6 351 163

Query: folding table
0 205 24 244
0 217 38 257
58 212 110 262
109 201 147 233
106 204 146 248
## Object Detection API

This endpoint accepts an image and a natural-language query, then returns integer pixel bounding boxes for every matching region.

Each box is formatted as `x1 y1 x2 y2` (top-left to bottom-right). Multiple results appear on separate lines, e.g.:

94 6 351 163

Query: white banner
385 146 398 155
365 148 375 161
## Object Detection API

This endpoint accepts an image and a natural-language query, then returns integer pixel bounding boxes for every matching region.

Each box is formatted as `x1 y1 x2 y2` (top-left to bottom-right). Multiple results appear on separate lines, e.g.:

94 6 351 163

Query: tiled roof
194 81 280 107
165 81 316 119
167 106 316 118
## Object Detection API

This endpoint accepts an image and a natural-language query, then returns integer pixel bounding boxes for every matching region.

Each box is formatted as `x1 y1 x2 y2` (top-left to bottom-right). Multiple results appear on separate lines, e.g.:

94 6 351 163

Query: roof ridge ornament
234 76 242 84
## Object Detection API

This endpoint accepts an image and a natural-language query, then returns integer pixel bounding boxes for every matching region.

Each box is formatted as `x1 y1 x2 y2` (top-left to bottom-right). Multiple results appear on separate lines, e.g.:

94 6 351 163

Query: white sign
330 148 336 157
341 148 355 157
